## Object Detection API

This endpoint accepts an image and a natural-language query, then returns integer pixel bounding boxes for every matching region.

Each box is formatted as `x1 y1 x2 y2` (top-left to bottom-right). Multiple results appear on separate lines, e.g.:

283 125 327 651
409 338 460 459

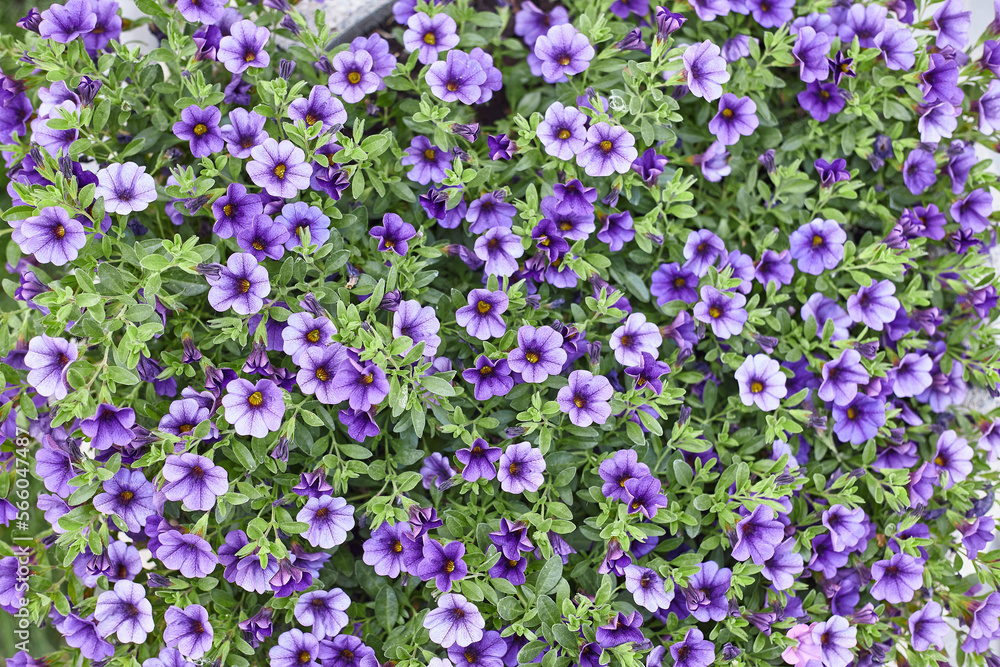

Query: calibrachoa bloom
456 289 508 340
789 218 846 274
424 594 485 648
370 213 416 256
95 162 157 214
576 123 638 177
173 105 224 158
207 252 270 315
94 581 154 643
533 24 594 81
537 102 587 160
694 286 748 339
161 453 228 512
18 207 85 266
735 354 787 411
404 12 460 64
222 378 286 438
507 325 566 383
297 496 355 548
497 442 545 494
247 138 311 198
682 40 730 101
870 553 924 603
218 20 271 73
556 370 613 426
709 94 759 145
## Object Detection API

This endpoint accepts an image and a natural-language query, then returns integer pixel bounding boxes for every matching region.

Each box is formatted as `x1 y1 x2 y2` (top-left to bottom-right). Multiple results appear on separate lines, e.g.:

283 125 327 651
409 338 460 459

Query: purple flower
840 4 886 47
18 207 86 267
96 162 157 214
218 20 271 73
421 452 455 489
762 538 804 590
697 141 731 181
393 299 442 356
370 213 416 256
288 85 347 131
909 601 948 651
811 616 856 667
162 453 228 512
576 123 638 177
731 504 784 564
294 589 350 639
507 325 566 383
683 229 726 277
693 286 748 339
282 312 336 365
815 158 850 187
870 553 923 603
329 359 390 411
298 495 355 548
461 356 514 400
722 35 752 62
474 227 524 277
94 581 154 643
902 147 938 195
269 630 320 667
625 352 671 395
798 81 845 121
599 450 650 503
236 214 287 262
933 429 972 489
610 313 662 366
789 218 845 275
596 611 643 648
515 1 569 46
329 50 381 103
822 504 866 551
221 378 286 438
556 370 613 427
25 334 76 399
793 27 831 83
652 262 699 304
735 354 787 412
423 594 485 648
93 469 156 532
61 614 113 660
534 24 594 81
418 539 467 592
247 138 311 198
498 442 545 494
468 191 516 234
79 403 134 451
362 521 412 577
276 201 331 249
708 94 759 145
682 41 730 101
670 628 715 667
933 0 970 49
164 605 213 659
754 250 794 289
749 0 793 27
874 21 917 71
427 49 488 105
207 253 270 315
456 289 509 340
631 148 668 187
487 134 513 160
212 182 262 238
177 0 224 23
624 476 668 518
173 105 224 158
448 630 506 667
537 102 587 160
891 352 932 398
39 0 96 43
404 12 460 64
220 108 268 159
831 395 885 445
921 53 962 106
819 349 870 406
402 135 452 185
624 565 674 612
952 189 993 233
455 438 502 482
846 280 900 331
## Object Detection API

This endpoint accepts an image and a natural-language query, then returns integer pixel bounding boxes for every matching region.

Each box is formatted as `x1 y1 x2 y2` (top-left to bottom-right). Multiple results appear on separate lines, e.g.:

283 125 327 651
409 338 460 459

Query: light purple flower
576 123 638 177
683 40 730 101
556 370 613 427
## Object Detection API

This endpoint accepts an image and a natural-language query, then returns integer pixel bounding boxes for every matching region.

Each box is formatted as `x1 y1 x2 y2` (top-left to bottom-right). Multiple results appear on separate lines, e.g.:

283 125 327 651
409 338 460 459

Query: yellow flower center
193 123 208 136
558 129 571 140
525 352 540 364
477 300 491 314
248 391 264 407
750 381 764 393
307 329 321 343
348 71 362 84
237 278 251 293
600 140 613 153
424 33 436 45
273 164 286 179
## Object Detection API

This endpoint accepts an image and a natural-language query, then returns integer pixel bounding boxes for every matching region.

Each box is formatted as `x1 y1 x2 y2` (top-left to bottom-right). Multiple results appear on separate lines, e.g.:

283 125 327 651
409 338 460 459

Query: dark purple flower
870 553 923 603
218 20 271 73
289 85 347 131
403 135 452 185
534 25 594 81
596 612 643 648
417 539 467 592
221 378 286 438
624 475 668 519
789 218 845 275
793 27 831 83
815 158 850 186
798 81 845 122
682 40 730 101
426 49 488 105
39 0 96 43
831 395 886 445
329 359 390 411
670 628 715 667
220 108 268 160
693 286 748 339
247 138 311 199
708 93 759 145
455 438 502 482
487 134 513 160
921 53 962 106
173 105 224 158
507 325 566 383
461 356 514 400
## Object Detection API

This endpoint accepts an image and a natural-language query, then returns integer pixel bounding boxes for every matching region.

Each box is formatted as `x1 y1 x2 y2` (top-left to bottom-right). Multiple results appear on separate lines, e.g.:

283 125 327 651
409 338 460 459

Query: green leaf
375 587 398 629
420 375 456 397
535 556 563 595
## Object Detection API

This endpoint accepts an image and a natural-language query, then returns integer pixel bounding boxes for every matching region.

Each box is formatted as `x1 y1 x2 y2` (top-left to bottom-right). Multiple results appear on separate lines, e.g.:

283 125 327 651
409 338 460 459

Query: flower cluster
1 0 1000 667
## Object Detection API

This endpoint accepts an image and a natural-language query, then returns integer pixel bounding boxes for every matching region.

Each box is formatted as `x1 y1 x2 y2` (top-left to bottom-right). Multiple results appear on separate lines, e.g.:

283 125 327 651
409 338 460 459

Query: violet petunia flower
762 538 804 590
909 601 948 651
269 630 320 667
93 469 156 532
624 565 674 612
206 253 270 316
294 589 350 639
875 21 917 71
94 581 154 643
789 218 845 275
818 349 869 406
218 20 271 74
846 280 900 331
822 504 866 551
537 102 587 161
162 453 229 512
25 335 76 400
417 539 468 592
362 521 413 577
288 85 347 131
497 442 545 494
297 495 355 548
932 0 971 49
693 286 748 339
709 94 759 145
797 81 845 122
556 370 613 427
891 352 933 398
683 229 726 277
81 404 135 451
811 616 856 667
651 262 699 304
276 201 331 250
686 561 732 621
610 313 662 366
18 207 86 267
173 105 224 158
329 359 390 411
735 354 787 411
40 0 96 43
474 227 524 277
393 299 442 356
599 450 651 503
534 24 594 81
423 594 485 648
731 504 784 564
426 50 488 105
932 429 973 489
247 138 311 199
402 135 452 185
220 108 268 160
682 40 730 101
404 12 460 64
670 628 715 667
282 312 336 365
456 289 509 340
212 182 262 238
831 395 886 445
901 147 938 195
221 378 286 438
870 553 923 603
96 162 157 214
455 438 502 482
793 27 831 83
625 352 671 395
576 123 639 177
163 605 213 659
461 356 514 400
370 213 416 256
237 214 288 262
507 325 567 383
624 476 668 519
